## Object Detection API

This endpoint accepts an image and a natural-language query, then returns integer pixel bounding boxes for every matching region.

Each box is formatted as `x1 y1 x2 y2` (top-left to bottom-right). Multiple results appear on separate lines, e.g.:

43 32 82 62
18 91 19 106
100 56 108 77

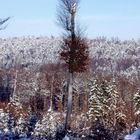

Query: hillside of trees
0 36 140 139
1 0 140 139
0 36 140 76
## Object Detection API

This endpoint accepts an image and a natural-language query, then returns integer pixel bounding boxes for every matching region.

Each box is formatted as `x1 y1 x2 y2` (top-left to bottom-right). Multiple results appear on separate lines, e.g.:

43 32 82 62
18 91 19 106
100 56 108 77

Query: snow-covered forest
0 36 140 139
0 0 140 139
0 36 140 77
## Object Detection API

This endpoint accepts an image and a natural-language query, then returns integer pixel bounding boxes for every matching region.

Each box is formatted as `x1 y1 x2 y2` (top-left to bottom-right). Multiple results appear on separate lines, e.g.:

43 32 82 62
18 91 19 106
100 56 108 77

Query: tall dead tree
57 0 89 131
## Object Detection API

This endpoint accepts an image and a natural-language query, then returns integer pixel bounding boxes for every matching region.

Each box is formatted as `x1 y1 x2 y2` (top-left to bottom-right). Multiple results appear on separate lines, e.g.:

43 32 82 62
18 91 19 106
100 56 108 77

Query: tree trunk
49 75 54 111
13 70 18 98
65 72 73 131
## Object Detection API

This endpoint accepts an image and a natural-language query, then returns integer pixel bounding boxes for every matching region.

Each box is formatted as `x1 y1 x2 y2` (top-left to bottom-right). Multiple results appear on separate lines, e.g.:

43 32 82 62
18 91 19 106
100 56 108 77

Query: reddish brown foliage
60 36 89 73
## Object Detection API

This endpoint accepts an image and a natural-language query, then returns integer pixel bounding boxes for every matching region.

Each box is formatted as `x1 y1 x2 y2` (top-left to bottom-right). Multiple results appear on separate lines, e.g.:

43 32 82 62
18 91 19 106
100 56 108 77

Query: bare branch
57 10 71 31
57 0 79 32
0 17 10 30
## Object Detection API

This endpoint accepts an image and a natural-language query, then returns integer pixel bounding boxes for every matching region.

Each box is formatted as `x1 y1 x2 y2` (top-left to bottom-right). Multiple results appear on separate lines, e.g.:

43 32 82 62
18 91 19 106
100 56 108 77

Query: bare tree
0 17 10 30
57 0 89 131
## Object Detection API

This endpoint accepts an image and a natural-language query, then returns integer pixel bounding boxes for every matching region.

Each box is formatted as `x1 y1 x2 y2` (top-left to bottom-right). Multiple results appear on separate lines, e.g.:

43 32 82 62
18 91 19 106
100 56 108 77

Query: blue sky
0 0 140 40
